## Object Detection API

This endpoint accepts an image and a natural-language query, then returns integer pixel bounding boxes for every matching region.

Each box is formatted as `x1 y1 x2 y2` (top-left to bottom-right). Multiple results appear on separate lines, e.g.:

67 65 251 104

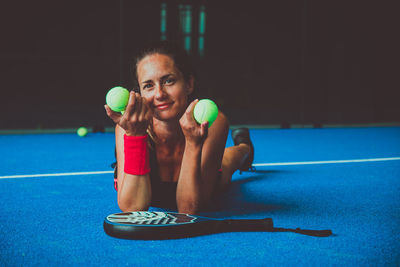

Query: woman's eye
143 84 152 90
165 78 175 85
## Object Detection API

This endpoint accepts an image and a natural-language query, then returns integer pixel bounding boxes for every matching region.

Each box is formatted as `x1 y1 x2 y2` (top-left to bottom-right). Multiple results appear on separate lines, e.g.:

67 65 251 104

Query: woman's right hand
179 99 209 146
105 91 152 136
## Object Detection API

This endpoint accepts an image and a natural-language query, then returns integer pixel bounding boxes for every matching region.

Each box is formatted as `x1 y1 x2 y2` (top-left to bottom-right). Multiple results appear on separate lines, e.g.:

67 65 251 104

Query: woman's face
136 53 193 122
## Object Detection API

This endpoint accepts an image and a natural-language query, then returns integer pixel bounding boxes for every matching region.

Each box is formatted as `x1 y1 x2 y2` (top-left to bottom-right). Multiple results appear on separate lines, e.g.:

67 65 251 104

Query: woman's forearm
117 173 151 212
176 142 203 214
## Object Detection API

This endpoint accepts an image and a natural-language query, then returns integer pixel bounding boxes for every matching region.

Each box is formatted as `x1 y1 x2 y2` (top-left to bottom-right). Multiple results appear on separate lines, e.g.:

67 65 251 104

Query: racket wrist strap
124 135 150 175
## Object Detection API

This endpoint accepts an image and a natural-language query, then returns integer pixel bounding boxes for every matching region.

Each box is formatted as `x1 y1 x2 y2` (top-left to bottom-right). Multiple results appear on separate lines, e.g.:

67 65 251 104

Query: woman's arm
199 111 229 203
115 125 152 211
177 100 229 214
105 92 153 212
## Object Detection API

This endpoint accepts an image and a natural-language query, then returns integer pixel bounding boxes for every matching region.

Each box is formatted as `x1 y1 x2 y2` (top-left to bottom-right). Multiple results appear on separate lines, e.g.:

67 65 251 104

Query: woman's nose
155 84 167 99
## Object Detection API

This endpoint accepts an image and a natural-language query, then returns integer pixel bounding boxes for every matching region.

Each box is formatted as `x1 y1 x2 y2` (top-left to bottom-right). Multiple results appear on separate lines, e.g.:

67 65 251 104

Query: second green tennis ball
106 86 129 112
77 127 88 137
193 99 219 127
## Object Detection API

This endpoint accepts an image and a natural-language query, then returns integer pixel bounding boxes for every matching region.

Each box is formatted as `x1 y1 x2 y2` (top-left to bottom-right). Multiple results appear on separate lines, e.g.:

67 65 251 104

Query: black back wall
0 0 398 129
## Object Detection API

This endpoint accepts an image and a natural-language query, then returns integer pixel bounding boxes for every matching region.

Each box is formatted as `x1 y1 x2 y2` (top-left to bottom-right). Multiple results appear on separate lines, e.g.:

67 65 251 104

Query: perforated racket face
106 211 198 226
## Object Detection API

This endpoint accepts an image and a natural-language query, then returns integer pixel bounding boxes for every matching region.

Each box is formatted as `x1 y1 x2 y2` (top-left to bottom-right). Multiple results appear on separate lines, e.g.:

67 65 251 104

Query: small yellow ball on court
77 127 88 137
193 99 219 127
106 86 129 113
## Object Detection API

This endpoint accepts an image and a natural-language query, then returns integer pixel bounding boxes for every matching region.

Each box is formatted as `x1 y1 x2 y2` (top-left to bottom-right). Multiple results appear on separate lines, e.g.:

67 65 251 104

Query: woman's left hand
179 99 208 145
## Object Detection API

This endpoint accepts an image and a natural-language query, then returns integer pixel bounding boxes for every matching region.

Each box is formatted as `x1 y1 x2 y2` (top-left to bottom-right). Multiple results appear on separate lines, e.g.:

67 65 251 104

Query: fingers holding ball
106 87 218 130
106 86 130 113
193 99 218 128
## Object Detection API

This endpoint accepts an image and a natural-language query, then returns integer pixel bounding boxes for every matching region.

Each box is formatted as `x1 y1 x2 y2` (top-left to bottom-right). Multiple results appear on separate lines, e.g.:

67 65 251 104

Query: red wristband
124 135 151 175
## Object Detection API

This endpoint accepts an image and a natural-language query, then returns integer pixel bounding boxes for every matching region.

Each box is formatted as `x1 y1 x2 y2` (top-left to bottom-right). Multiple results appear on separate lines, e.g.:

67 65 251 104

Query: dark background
0 0 398 130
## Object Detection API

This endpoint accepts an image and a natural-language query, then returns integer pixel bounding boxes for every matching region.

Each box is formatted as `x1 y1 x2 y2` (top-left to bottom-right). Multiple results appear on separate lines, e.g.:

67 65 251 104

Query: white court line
1 157 399 180
252 157 400 167
0 171 113 179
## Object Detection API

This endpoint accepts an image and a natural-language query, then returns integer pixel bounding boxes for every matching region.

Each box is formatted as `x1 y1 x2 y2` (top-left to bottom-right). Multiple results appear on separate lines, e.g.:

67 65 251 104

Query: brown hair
132 40 196 93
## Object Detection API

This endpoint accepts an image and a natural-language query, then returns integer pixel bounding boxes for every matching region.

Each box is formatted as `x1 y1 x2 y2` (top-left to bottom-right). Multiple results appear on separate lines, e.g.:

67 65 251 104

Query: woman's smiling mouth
155 102 173 110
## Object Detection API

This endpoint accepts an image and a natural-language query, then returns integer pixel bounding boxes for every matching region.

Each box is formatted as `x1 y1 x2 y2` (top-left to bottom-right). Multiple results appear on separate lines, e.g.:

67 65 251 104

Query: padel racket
103 211 332 240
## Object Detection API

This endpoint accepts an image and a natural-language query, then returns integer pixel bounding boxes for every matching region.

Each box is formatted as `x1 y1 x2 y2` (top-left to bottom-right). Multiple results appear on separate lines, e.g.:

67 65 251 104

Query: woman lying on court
105 41 254 214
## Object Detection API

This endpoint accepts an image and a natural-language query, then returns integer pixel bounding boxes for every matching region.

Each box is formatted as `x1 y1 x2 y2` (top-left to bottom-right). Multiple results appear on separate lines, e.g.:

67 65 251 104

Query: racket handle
274 227 333 237
220 219 333 237
221 218 274 232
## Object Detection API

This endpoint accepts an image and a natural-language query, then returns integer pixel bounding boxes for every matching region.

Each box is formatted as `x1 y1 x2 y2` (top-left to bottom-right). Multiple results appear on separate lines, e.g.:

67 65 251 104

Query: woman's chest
155 145 184 182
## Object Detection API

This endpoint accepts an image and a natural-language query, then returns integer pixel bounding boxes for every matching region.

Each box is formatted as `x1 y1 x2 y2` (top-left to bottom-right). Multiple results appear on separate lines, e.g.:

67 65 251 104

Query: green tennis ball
106 86 129 112
193 99 219 127
77 127 88 137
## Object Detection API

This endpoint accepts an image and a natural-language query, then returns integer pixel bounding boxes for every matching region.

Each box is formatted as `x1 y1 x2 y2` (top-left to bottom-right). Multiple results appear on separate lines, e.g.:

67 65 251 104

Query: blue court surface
1 127 399 266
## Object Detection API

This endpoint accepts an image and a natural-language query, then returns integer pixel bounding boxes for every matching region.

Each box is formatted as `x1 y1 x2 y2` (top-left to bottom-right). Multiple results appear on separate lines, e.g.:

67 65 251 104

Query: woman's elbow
177 200 201 215
118 198 150 212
